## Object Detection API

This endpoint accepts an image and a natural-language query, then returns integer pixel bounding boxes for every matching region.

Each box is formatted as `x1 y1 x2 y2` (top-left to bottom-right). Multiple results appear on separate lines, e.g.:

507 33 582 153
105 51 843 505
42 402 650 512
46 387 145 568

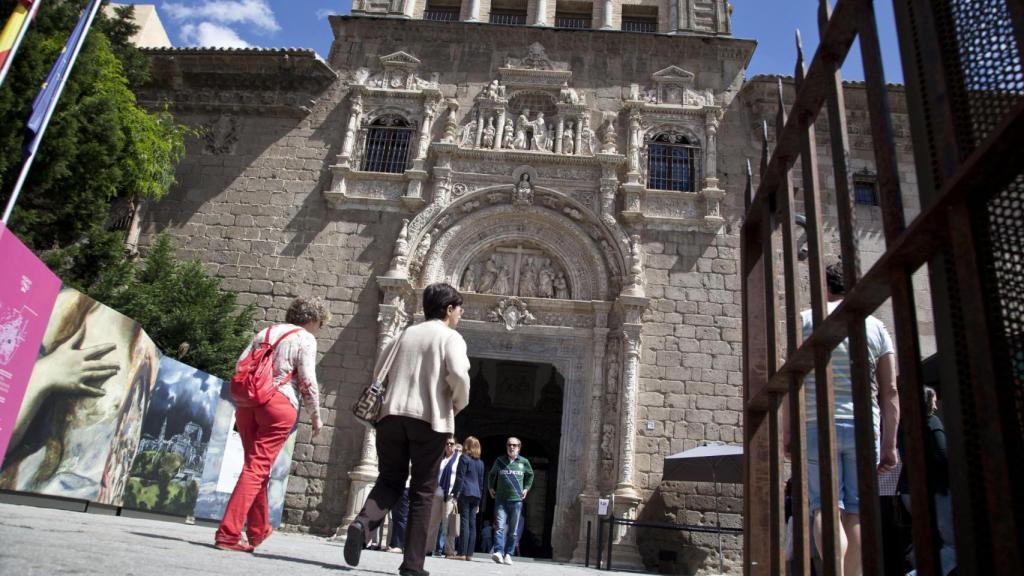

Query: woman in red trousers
214 297 329 552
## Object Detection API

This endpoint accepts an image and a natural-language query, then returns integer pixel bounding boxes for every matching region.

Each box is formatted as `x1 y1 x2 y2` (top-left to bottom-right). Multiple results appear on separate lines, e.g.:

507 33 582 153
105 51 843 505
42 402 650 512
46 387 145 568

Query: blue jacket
453 455 486 499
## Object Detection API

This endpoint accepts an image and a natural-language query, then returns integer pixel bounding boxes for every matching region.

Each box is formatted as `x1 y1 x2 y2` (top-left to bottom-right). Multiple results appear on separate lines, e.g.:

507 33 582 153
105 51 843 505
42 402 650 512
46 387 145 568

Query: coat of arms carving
487 297 537 331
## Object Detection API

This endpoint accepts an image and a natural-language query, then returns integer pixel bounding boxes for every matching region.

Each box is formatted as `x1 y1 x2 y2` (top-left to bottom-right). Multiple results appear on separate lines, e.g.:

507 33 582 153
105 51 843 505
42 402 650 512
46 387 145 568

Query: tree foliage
91 234 255 379
0 1 187 256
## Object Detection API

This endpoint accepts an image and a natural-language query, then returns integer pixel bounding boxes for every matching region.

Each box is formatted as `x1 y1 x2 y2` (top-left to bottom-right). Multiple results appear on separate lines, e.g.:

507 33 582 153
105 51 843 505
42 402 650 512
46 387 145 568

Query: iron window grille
361 115 413 174
622 19 657 33
423 7 460 21
555 14 591 29
490 10 527 25
647 134 701 192
853 179 879 205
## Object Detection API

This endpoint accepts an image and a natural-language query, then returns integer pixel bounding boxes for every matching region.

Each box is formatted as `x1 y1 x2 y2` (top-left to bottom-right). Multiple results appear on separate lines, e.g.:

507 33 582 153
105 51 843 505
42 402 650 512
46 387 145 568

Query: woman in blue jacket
452 435 485 560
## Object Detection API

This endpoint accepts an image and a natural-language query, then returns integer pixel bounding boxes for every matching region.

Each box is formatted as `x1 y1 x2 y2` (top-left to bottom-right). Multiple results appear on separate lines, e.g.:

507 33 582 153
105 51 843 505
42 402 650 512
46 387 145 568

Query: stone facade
135 5 928 574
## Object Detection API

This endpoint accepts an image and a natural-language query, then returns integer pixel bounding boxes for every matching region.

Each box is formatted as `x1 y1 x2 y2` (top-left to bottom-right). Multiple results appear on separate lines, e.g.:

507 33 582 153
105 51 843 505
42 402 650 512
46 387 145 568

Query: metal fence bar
775 76 811 576
856 5 938 574
794 36 842 576
742 158 773 576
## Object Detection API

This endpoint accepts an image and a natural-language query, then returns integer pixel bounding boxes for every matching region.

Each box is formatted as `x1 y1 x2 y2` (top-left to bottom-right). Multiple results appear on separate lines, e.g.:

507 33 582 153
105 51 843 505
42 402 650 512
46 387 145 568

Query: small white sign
597 498 610 516
216 420 245 493
646 420 656 431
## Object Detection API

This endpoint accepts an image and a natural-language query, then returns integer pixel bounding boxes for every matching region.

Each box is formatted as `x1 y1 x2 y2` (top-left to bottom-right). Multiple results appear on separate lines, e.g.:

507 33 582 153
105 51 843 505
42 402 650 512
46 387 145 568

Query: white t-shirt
801 300 895 431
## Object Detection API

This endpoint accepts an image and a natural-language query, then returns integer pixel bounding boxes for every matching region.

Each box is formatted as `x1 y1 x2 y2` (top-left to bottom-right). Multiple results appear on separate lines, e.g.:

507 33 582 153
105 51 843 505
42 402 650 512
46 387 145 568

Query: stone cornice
435 143 625 168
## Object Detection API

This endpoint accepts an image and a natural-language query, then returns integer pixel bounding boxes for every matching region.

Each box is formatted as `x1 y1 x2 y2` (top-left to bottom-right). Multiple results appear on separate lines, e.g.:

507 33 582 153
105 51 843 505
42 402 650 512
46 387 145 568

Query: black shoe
398 569 429 576
344 522 365 566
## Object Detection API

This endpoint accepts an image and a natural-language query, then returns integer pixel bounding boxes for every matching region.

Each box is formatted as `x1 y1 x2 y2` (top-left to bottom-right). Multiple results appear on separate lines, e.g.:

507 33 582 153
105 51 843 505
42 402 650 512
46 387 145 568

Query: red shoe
215 540 254 552
249 528 273 549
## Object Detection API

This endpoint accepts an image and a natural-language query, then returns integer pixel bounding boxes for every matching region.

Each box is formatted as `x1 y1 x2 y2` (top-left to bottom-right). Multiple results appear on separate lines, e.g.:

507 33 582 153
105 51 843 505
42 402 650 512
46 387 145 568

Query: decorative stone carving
625 234 645 296
562 121 575 155
365 51 438 92
513 173 534 205
511 42 553 71
460 242 573 300
387 219 411 275
580 114 595 156
501 118 515 149
460 119 478 148
441 99 459 143
487 297 537 331
482 116 496 148
203 114 239 155
600 112 618 154
559 81 580 104
408 232 431 278
480 78 505 101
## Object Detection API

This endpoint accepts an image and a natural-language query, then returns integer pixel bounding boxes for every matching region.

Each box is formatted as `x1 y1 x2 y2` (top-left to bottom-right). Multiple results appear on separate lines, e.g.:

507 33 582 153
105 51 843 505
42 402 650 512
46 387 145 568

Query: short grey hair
286 297 331 327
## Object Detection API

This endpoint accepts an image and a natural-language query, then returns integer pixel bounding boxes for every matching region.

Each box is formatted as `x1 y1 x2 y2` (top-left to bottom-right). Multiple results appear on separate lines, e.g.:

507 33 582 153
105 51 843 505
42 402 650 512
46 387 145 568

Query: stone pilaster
601 0 614 29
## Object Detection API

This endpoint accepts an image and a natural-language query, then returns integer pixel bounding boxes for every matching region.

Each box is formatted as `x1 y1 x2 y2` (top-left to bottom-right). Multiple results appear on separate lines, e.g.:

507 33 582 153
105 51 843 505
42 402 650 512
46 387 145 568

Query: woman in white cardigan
344 283 471 576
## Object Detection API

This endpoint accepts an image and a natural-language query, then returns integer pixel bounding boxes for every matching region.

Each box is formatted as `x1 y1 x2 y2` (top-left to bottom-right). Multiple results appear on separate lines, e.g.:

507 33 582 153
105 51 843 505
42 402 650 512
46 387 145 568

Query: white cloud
315 9 334 20
180 22 252 48
164 0 280 33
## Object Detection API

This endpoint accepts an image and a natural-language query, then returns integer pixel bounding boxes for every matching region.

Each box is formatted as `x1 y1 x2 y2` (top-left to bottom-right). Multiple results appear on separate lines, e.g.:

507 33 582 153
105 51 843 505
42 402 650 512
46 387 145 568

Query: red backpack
230 325 302 407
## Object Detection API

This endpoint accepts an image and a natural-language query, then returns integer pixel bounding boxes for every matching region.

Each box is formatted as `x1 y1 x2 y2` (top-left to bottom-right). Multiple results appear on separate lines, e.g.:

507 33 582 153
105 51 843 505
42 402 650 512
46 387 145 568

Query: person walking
215 297 329 552
487 436 534 566
453 436 485 561
426 435 460 556
784 263 898 576
343 283 471 576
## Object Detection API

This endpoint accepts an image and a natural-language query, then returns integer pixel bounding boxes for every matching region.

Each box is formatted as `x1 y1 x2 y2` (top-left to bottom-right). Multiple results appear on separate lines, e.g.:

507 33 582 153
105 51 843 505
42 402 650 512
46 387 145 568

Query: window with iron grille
854 179 879 205
555 13 591 28
622 19 657 33
490 10 527 25
423 7 460 21
647 133 701 192
361 115 413 174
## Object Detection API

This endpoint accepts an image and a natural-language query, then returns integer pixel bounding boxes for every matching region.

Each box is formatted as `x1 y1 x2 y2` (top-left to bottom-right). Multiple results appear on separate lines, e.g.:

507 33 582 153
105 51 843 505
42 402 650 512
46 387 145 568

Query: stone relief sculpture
480 79 504 101
487 297 537 331
389 219 410 271
482 117 496 148
580 114 595 156
559 81 580 104
600 112 618 154
203 114 239 155
460 119 477 148
513 173 534 205
531 112 547 152
562 121 575 155
502 118 515 148
459 245 571 300
513 109 530 150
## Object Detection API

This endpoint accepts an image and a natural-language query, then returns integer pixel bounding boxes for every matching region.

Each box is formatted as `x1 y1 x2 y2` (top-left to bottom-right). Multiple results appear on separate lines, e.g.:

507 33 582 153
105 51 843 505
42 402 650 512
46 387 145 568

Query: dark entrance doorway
454 357 563 559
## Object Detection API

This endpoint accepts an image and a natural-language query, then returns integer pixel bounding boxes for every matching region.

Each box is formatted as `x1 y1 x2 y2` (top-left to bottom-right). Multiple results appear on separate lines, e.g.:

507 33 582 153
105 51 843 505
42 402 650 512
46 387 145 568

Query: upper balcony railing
423 7 460 21
489 11 528 25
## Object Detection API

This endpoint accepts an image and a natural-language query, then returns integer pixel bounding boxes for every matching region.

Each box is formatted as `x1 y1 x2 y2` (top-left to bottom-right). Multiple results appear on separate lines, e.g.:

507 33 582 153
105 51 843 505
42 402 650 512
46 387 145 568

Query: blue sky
142 0 902 82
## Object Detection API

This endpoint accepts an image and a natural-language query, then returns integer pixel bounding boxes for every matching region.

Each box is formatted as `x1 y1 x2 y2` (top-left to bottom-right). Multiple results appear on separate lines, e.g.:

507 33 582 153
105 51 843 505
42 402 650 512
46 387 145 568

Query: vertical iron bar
596 515 604 569
607 514 613 570
768 395 785 575
857 5 937 575
743 158 772 576
776 76 811 576
586 520 591 567
794 33 841 576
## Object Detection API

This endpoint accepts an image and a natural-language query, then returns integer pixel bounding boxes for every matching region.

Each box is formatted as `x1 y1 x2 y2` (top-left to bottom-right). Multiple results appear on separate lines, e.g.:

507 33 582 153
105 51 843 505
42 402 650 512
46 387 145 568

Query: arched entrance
456 358 563 558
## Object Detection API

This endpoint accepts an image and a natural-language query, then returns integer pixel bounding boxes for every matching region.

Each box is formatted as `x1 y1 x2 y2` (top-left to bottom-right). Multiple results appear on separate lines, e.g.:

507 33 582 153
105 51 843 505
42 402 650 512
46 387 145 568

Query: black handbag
351 331 404 427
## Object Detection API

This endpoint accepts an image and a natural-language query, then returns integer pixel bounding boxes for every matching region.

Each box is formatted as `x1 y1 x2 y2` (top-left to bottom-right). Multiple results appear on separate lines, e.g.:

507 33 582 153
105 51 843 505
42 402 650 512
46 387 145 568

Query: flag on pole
25 0 102 156
0 0 37 84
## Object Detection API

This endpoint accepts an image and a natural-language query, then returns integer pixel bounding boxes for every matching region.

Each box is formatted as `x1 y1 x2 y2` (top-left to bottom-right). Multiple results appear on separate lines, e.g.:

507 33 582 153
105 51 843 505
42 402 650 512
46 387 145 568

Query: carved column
340 91 364 166
571 302 612 564
574 116 583 156
338 278 410 542
626 108 642 178
474 109 485 149
533 0 549 26
601 0 614 29
466 0 481 21
704 109 719 189
555 116 565 154
494 107 507 150
414 100 438 165
596 155 623 227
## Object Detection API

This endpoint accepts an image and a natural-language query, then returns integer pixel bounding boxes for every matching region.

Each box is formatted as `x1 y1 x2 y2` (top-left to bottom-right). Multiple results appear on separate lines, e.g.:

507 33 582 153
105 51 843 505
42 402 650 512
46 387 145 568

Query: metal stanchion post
585 520 592 567
596 516 604 569
606 514 614 570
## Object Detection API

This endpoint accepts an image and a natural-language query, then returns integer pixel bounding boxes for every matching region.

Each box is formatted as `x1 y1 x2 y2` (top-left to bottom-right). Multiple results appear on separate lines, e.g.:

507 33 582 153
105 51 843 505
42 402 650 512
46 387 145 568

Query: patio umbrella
662 444 743 574
663 444 743 484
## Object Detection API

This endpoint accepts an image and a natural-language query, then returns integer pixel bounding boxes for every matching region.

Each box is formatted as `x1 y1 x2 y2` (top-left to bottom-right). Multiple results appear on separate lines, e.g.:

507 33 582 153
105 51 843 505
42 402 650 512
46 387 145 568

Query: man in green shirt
487 436 534 566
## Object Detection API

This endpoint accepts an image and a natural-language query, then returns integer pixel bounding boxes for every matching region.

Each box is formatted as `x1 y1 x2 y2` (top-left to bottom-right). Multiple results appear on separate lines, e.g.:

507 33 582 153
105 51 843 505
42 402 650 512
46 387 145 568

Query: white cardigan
375 319 470 434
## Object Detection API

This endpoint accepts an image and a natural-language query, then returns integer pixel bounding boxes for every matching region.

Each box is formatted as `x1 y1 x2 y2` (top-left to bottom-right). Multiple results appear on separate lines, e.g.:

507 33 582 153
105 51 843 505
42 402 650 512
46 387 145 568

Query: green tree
91 234 256 379
0 1 188 286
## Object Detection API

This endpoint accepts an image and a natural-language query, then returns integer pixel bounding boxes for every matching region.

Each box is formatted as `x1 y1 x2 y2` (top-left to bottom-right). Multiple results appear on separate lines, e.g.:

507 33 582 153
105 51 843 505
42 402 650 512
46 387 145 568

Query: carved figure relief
600 112 618 154
459 243 572 300
579 114 595 156
562 121 575 155
513 109 530 150
513 173 534 205
559 81 580 104
487 297 537 331
460 120 477 148
501 118 515 149
480 79 505 101
482 117 496 148
441 99 459 143
203 114 239 155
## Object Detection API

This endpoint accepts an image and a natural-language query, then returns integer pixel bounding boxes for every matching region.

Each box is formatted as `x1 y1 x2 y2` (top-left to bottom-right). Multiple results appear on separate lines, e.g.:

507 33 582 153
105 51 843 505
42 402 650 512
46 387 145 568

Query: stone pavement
0 502 640 575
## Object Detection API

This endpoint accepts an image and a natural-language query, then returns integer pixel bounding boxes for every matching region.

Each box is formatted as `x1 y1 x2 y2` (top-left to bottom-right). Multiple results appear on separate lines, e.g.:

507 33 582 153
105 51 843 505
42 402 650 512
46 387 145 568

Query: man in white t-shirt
785 263 899 576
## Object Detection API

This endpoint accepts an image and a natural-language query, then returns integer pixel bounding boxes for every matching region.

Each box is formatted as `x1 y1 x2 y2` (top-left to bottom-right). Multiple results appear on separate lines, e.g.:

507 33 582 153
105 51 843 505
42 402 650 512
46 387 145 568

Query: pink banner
0 222 60 468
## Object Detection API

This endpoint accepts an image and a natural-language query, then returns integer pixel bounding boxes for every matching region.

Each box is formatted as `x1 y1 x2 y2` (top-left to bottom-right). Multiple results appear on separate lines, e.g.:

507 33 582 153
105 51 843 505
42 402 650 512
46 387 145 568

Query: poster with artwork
0 287 160 505
122 356 222 515
193 383 296 527
0 224 62 467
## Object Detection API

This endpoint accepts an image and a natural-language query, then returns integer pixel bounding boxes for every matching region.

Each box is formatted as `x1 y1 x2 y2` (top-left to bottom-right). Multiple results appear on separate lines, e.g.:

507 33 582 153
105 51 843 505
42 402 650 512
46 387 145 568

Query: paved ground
0 502 640 576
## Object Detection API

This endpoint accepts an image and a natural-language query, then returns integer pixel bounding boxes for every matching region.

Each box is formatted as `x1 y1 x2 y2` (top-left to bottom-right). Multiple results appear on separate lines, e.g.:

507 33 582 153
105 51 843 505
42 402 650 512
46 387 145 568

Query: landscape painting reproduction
193 384 297 527
0 288 160 505
123 356 222 515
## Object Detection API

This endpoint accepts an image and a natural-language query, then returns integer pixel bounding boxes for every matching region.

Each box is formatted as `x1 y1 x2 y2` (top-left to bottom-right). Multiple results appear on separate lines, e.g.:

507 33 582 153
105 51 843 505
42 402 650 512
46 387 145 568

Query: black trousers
355 416 446 573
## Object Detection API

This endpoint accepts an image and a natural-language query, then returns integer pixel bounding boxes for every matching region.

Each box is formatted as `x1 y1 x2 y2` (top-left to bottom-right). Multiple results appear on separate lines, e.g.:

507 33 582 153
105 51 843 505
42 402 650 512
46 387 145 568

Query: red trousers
215 391 296 545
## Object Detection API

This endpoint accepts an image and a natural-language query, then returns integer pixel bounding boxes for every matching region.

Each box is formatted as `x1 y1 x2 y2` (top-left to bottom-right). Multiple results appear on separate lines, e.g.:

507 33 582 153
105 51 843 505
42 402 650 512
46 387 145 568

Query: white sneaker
503 554 514 565
491 551 504 564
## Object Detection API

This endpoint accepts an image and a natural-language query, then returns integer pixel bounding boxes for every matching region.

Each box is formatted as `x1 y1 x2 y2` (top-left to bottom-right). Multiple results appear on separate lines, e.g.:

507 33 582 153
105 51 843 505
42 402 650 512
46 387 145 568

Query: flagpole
0 0 43 88
2 0 101 225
